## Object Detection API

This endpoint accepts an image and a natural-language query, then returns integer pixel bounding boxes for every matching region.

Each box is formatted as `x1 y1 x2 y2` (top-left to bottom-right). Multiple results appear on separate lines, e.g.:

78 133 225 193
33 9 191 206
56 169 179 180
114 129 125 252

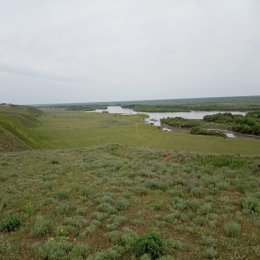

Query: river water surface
91 106 246 128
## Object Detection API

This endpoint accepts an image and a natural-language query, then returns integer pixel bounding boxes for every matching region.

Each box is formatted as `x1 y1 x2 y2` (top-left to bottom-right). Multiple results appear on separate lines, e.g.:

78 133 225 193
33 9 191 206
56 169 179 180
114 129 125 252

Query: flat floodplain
33 109 260 155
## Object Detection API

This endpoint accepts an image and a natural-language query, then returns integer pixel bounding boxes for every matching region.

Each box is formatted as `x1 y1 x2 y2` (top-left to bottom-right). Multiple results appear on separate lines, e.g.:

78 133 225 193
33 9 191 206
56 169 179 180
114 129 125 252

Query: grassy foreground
1 145 259 259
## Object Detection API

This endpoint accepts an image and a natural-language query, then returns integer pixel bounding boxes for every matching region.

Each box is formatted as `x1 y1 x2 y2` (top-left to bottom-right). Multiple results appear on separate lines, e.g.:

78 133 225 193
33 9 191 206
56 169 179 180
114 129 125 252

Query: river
91 106 246 128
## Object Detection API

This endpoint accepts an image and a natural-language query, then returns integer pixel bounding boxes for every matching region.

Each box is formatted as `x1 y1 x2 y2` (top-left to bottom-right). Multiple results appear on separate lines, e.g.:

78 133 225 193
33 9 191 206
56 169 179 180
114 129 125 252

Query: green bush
153 202 164 211
133 231 165 260
56 191 69 200
0 216 21 232
97 202 117 213
31 216 53 237
140 254 152 260
168 239 189 252
33 239 72 259
50 160 59 164
224 222 241 237
201 236 217 247
191 127 226 137
116 198 130 211
204 247 218 259
241 196 260 213
161 117 200 128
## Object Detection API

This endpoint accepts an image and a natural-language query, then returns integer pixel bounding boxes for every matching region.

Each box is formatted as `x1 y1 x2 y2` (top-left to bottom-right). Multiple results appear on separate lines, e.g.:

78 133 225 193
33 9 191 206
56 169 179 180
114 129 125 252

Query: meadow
0 104 260 259
33 109 260 155
1 145 259 259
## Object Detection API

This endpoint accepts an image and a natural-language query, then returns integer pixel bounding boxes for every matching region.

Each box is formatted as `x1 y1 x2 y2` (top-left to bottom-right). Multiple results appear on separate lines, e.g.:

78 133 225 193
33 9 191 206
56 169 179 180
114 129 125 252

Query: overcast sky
0 0 259 104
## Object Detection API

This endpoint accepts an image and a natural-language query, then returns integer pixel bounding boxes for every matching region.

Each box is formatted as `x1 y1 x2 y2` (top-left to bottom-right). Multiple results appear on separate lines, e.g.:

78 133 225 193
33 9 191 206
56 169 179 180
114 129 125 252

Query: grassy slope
33 109 260 155
0 145 259 259
0 105 43 152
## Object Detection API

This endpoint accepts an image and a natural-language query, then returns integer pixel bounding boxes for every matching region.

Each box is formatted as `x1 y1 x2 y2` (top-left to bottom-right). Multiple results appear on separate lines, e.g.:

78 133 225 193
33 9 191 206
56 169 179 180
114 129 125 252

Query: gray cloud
0 0 259 104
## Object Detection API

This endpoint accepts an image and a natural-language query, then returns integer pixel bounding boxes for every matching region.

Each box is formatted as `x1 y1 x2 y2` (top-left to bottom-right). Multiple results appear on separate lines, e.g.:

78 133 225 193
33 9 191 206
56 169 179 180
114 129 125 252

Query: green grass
0 104 43 151
32 109 260 155
0 145 259 259
1 105 260 259
1 106 260 155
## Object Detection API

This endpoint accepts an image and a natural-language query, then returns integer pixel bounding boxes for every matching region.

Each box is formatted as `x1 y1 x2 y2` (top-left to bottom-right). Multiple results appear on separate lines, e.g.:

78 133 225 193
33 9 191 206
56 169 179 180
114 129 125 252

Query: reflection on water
91 106 246 128
225 132 236 138
106 106 137 115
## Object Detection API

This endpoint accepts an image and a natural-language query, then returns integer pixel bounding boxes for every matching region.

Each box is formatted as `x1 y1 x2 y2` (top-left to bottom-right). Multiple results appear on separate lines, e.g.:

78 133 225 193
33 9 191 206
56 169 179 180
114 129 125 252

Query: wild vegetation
0 145 259 259
204 112 260 136
1 103 260 259
39 96 260 113
63 105 108 111
120 96 260 112
190 127 226 138
0 104 43 152
1 106 260 154
161 112 260 138
121 103 260 113
160 117 200 128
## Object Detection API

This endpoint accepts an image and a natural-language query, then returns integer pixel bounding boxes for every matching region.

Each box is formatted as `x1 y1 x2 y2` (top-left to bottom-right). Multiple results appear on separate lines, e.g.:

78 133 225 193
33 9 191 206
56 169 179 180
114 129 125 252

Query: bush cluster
0 216 21 232
190 127 226 137
133 231 165 260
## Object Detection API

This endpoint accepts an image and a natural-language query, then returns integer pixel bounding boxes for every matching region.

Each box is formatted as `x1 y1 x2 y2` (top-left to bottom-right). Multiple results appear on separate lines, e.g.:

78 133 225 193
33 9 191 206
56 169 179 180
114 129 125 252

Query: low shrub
201 236 217 247
133 231 165 260
63 216 88 237
204 247 218 259
153 202 164 211
241 196 260 213
0 216 21 232
56 191 69 200
161 117 200 128
97 202 117 214
31 216 53 237
33 239 72 259
50 160 59 164
224 222 241 237
167 239 189 252
191 127 226 137
199 203 213 215
140 254 151 260
57 202 75 216
116 198 130 211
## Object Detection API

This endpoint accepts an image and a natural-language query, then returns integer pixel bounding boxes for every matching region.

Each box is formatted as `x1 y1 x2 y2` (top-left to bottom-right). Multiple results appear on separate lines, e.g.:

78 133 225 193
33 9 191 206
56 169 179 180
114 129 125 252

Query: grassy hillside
0 104 43 152
0 145 259 259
